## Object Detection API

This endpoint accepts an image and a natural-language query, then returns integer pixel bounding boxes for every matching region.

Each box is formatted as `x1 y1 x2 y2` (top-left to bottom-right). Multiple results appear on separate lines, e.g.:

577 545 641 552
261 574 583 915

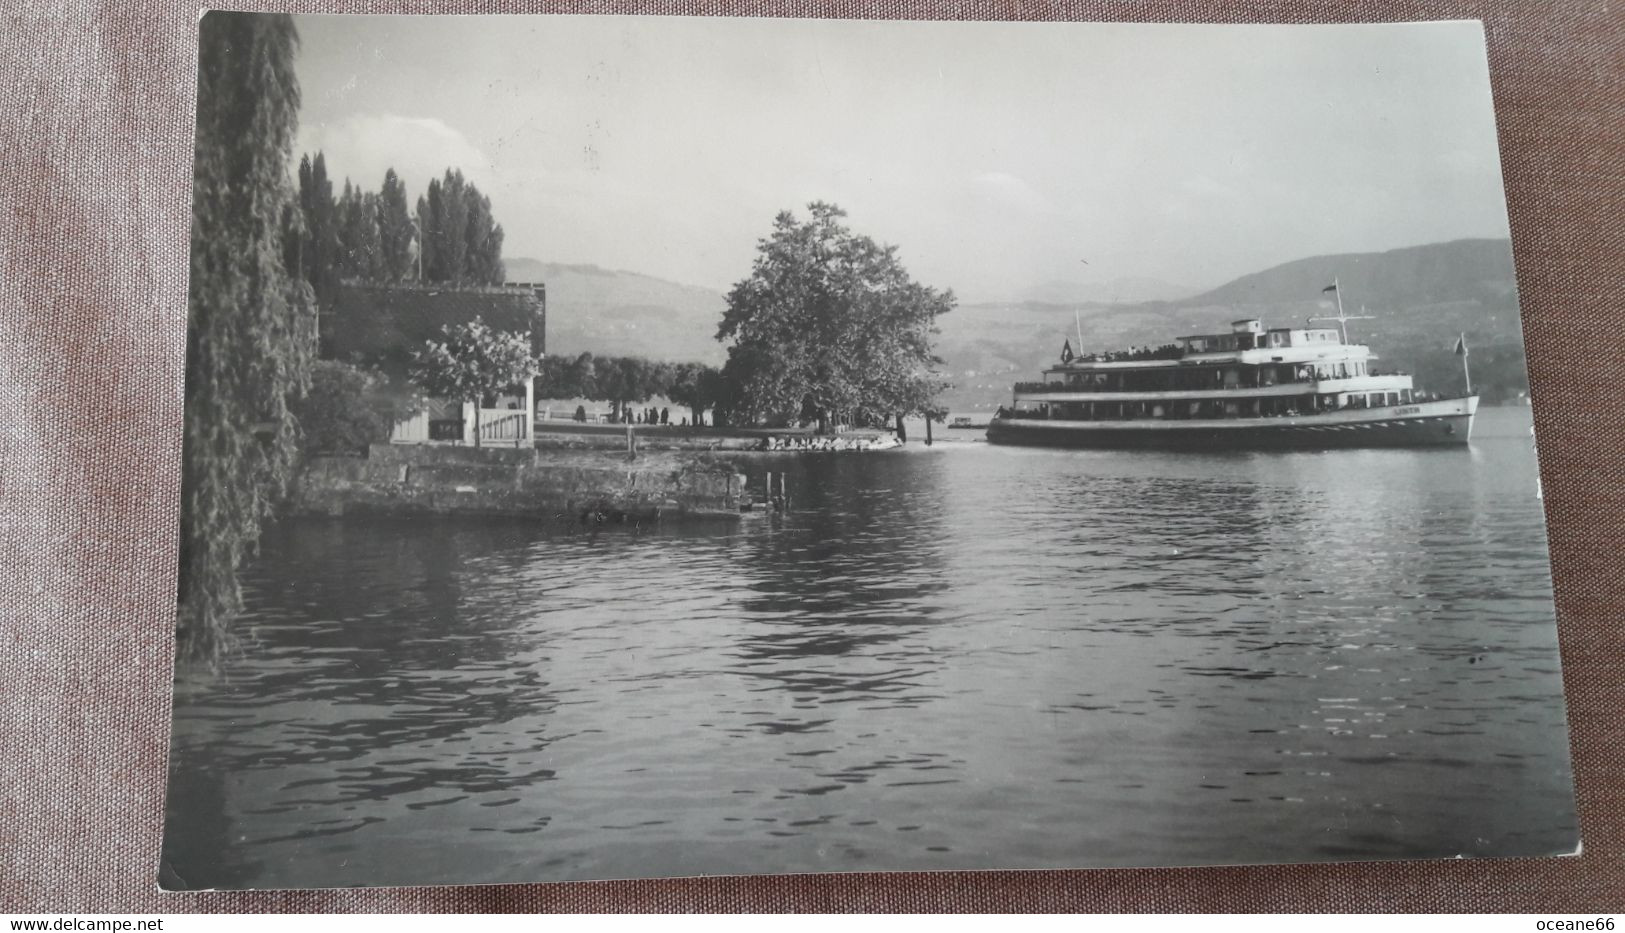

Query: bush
293 360 418 456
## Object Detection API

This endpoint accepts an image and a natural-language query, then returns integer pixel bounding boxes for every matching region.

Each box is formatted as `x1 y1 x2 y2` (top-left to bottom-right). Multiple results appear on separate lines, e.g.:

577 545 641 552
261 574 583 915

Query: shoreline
532 422 907 454
292 442 752 524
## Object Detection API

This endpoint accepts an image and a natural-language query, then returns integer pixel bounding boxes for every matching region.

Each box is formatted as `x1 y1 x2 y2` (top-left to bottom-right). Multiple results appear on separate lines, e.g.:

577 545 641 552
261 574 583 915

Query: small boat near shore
988 311 1478 450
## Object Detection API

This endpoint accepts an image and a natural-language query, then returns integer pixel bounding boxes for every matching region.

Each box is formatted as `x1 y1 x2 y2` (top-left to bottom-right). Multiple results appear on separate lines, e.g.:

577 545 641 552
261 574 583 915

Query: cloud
294 115 494 195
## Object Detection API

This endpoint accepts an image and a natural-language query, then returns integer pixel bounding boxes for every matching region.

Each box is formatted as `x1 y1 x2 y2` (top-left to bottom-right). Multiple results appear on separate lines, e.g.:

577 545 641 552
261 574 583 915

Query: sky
289 15 1513 302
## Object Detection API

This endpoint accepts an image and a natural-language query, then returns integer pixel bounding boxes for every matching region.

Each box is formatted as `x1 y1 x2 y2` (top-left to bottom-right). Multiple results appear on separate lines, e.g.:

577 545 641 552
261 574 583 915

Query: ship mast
1308 277 1375 344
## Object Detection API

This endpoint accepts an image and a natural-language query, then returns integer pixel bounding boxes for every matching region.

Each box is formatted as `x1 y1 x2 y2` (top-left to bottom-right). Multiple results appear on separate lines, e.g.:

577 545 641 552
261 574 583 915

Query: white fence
474 408 528 446
389 382 536 446
390 410 434 443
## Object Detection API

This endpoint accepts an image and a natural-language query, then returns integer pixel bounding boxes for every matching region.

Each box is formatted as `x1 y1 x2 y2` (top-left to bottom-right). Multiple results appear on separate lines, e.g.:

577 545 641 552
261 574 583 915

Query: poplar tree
415 168 505 285
377 168 416 281
463 187 506 284
296 151 339 304
418 170 468 283
336 181 383 279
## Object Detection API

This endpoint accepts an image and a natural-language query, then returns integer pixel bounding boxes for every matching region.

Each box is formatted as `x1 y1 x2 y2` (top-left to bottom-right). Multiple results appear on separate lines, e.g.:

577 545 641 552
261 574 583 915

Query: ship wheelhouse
1009 318 1419 423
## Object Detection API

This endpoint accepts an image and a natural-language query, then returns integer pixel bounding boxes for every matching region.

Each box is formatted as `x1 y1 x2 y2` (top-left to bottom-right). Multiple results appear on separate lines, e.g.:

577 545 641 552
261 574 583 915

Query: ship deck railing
1014 371 1411 395
1071 345 1188 364
998 393 1464 423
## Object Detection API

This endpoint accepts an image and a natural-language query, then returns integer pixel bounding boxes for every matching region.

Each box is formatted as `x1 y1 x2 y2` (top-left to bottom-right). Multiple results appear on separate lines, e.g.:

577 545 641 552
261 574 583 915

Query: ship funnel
1231 318 1262 334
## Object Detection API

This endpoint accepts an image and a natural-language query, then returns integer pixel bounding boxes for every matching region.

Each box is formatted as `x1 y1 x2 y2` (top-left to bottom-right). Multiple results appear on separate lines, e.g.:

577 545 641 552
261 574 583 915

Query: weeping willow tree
178 13 314 660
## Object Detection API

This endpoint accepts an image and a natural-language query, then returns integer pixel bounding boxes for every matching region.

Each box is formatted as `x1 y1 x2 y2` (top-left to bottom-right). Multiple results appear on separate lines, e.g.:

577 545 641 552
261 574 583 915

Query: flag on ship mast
1061 339 1074 362
1322 283 1338 293
1454 333 1470 356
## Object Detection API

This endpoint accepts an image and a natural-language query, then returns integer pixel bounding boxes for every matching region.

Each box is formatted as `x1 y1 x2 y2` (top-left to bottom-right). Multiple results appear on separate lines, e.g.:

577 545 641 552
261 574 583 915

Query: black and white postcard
164 13 1577 889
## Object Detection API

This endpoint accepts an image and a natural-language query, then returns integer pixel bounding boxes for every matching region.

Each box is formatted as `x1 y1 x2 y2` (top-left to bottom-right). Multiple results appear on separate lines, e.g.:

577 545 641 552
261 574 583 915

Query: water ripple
165 409 1576 888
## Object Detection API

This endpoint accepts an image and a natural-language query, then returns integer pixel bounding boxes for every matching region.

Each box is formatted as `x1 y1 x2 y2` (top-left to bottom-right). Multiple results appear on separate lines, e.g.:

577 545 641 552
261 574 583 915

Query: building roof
323 281 546 379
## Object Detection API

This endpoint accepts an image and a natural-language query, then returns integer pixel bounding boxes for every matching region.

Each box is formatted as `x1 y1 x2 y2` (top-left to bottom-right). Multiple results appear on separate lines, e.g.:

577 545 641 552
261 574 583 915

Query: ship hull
987 397 1477 450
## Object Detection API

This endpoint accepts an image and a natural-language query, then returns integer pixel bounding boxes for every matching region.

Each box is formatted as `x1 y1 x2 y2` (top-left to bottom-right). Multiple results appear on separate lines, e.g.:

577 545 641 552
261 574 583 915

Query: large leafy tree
535 354 578 400
535 353 726 426
534 351 603 405
569 352 598 401
595 356 633 423
411 319 539 446
699 367 733 427
718 202 953 432
180 11 314 659
621 357 652 418
602 357 667 423
667 362 725 426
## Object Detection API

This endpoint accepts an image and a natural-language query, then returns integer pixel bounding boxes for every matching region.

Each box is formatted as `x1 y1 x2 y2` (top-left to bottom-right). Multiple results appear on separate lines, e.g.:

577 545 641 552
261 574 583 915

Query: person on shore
661 407 669 426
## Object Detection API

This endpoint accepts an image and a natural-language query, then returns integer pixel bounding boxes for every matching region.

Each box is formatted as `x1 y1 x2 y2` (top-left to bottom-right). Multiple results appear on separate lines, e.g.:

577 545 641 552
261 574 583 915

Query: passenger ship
987 316 1477 449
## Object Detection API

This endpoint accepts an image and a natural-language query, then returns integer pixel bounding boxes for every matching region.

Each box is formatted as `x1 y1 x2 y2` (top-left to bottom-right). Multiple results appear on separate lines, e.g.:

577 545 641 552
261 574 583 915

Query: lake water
163 406 1578 889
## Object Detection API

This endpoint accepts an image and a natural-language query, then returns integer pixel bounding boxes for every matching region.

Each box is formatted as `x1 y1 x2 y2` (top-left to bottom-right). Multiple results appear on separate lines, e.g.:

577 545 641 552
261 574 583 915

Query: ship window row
1025 362 1377 394
1006 390 1416 421
1182 328 1341 353
1069 329 1342 361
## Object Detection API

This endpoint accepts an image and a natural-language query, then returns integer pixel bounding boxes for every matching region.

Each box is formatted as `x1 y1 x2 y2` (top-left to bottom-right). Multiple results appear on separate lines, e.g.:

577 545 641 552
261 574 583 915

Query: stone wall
293 443 747 523
532 426 764 453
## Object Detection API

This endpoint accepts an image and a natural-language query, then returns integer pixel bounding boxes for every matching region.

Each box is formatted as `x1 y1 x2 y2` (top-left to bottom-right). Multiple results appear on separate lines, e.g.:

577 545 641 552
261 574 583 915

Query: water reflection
725 456 953 716
164 408 1576 888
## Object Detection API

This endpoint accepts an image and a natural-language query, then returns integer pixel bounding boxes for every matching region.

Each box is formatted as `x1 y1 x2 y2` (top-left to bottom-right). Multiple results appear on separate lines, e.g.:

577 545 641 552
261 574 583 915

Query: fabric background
1 0 1620 913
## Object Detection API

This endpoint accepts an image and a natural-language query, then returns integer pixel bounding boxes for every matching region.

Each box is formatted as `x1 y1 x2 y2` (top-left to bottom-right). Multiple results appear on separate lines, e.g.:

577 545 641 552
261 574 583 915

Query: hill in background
505 258 728 366
934 238 1528 412
988 275 1203 306
509 238 1530 415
